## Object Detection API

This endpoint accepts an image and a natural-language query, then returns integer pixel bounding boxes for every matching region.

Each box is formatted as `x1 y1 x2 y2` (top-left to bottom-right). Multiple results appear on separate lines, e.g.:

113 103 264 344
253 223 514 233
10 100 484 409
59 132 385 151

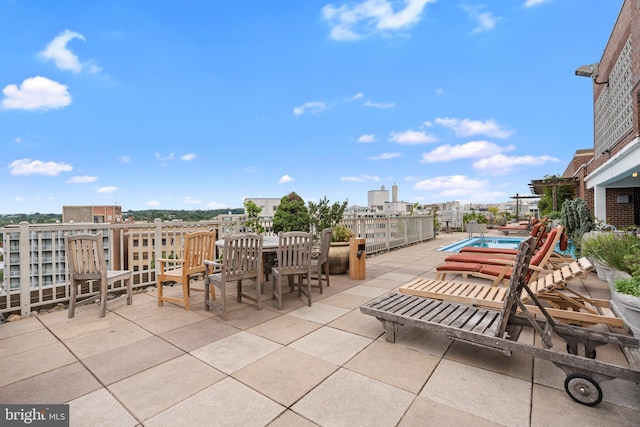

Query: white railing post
19 222 31 318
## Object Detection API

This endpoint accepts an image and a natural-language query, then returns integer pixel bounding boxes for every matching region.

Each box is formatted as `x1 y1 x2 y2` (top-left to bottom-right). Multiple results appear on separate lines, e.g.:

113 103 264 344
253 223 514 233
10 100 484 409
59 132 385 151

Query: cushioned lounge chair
460 222 547 256
435 226 563 286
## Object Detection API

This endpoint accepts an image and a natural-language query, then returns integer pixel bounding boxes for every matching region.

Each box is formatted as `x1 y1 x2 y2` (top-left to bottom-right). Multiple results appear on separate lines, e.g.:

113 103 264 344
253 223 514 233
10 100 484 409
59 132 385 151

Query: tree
561 198 594 253
272 192 310 233
537 175 575 216
243 200 265 233
308 196 348 234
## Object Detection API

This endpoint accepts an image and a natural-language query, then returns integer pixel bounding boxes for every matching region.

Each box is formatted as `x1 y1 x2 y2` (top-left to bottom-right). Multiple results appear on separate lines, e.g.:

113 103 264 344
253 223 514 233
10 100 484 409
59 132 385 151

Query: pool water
438 236 577 258
438 237 523 252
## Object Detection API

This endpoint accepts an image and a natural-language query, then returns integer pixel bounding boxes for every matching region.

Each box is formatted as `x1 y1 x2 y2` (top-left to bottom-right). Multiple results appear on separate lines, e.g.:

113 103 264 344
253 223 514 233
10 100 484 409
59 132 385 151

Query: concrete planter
607 269 640 338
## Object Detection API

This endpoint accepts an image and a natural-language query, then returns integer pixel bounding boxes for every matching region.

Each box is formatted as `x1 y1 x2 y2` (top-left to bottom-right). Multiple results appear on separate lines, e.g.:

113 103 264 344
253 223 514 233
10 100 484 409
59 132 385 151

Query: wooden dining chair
203 233 263 320
272 231 312 310
65 233 132 318
310 227 332 293
157 230 216 310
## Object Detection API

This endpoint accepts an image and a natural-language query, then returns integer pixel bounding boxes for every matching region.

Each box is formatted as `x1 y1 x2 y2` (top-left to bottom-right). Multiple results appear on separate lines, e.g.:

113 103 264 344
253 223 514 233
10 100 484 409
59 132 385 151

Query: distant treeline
0 209 244 228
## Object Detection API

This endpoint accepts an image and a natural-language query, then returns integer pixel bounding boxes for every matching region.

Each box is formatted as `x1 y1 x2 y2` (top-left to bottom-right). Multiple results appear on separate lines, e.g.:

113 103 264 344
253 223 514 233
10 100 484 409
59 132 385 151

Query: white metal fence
1 215 434 317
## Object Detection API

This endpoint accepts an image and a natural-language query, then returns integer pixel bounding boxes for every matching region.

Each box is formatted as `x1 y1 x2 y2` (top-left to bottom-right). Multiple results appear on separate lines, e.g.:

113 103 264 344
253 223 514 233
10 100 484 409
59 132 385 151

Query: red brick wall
605 187 635 227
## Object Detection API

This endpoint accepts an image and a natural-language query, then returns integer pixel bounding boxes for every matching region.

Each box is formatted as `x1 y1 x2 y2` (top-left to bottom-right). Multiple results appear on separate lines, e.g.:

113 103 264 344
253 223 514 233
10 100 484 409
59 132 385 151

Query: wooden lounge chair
400 257 623 327
435 226 563 286
360 236 640 406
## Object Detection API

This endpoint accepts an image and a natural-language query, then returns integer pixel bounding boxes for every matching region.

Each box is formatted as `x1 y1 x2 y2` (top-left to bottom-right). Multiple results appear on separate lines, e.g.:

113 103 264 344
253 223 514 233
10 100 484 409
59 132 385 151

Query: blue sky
0 0 622 214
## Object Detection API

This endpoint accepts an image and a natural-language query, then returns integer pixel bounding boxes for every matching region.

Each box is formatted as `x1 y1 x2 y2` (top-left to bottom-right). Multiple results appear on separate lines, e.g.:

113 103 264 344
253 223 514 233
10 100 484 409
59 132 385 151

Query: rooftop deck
1 231 638 426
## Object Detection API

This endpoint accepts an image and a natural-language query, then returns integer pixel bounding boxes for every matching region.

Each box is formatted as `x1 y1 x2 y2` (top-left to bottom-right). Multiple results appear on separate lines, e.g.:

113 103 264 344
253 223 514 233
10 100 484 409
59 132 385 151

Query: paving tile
234 346 338 406
345 340 438 393
1 342 77 387
144 377 284 427
0 362 101 404
68 388 138 427
0 328 59 357
328 308 384 339
246 314 321 345
38 309 129 341
110 293 165 321
377 271 419 283
289 326 372 365
268 410 319 426
133 307 207 334
63 321 153 359
83 336 183 385
444 340 533 381
293 368 414 427
361 277 405 290
108 354 225 421
531 384 640 427
215 304 282 330
191 331 281 374
389 325 453 357
159 319 240 351
287 303 350 324
0 317 44 339
316 292 372 309
399 396 501 427
341 284 390 298
420 359 531 427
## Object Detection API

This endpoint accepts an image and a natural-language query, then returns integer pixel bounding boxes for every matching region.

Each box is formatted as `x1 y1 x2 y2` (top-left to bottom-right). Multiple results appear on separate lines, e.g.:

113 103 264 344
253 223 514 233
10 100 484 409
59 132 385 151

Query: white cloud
461 5 503 34
348 92 364 101
9 158 72 176
414 175 492 198
419 141 511 163
473 153 560 175
97 186 117 193
434 117 514 138
278 174 295 184
389 130 438 145
369 152 400 160
181 153 196 161
435 88 445 95
243 166 258 173
1 76 71 111
357 134 375 143
183 196 202 204
15 197 24 203
146 200 160 207
523 0 552 7
364 100 395 109
67 175 98 183
293 101 327 116
155 153 175 161
340 174 380 182
322 0 435 41
39 29 101 73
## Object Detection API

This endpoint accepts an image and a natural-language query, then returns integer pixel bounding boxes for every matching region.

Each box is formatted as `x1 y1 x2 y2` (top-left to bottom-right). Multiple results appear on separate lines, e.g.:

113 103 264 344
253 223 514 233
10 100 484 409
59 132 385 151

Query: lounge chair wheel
564 374 602 406
566 343 596 359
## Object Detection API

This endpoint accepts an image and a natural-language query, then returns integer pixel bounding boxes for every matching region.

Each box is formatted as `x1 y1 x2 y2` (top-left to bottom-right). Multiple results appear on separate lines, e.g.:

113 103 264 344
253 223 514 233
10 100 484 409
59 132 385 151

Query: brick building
62 205 123 223
564 0 640 228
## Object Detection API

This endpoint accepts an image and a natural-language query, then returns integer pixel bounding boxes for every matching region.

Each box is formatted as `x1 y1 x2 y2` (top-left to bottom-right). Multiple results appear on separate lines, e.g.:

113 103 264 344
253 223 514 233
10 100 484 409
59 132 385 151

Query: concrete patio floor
1 231 639 426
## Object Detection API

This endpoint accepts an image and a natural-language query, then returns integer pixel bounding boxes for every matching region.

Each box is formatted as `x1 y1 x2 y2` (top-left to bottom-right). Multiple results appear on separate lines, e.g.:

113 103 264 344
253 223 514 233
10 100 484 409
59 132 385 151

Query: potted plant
272 192 310 233
612 274 640 338
560 198 594 258
462 212 488 233
328 224 353 274
308 196 348 240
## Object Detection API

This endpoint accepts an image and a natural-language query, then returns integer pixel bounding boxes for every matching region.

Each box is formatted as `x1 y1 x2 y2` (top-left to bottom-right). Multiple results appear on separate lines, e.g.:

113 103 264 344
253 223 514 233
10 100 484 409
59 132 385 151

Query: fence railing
1 214 434 317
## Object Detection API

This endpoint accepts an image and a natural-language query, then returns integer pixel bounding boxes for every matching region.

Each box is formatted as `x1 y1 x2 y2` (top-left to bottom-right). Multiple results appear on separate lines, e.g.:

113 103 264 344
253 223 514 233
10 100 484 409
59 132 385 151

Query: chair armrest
487 258 516 266
158 258 185 268
204 260 222 275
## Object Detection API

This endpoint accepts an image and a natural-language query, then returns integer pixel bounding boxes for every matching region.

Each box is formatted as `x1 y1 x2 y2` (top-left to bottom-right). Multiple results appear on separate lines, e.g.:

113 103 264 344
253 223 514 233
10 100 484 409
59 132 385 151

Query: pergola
528 176 579 211
510 194 541 222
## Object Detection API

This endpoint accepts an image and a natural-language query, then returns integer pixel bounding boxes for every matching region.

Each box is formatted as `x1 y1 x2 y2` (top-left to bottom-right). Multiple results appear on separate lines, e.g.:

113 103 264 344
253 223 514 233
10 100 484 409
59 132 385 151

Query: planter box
463 223 487 233
611 292 640 339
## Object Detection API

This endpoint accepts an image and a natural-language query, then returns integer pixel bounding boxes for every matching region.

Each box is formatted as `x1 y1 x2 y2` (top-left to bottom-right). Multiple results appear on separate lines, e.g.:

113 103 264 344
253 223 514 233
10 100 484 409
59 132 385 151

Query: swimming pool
438 237 524 252
438 236 576 257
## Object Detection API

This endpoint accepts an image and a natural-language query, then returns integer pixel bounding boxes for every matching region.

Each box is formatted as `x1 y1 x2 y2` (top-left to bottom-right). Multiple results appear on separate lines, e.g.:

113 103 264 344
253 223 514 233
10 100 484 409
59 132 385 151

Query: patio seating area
1 231 639 426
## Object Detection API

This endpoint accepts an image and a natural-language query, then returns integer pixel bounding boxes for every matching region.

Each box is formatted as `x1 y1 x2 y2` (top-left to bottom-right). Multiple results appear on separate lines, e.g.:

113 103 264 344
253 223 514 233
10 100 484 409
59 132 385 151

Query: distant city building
368 186 389 211
62 205 123 223
243 198 280 219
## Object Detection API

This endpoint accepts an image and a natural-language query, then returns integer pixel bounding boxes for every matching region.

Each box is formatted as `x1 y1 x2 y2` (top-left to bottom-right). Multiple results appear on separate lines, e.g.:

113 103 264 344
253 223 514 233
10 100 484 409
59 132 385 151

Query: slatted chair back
66 233 107 284
497 236 536 337
276 231 312 275
219 233 264 282
183 230 217 277
317 227 332 266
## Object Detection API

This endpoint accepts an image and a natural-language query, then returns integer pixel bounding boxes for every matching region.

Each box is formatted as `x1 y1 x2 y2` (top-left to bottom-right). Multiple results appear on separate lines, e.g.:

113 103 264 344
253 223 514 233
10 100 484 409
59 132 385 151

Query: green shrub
308 196 347 236
614 275 640 297
272 192 310 233
581 232 640 274
463 212 488 224
331 225 352 242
